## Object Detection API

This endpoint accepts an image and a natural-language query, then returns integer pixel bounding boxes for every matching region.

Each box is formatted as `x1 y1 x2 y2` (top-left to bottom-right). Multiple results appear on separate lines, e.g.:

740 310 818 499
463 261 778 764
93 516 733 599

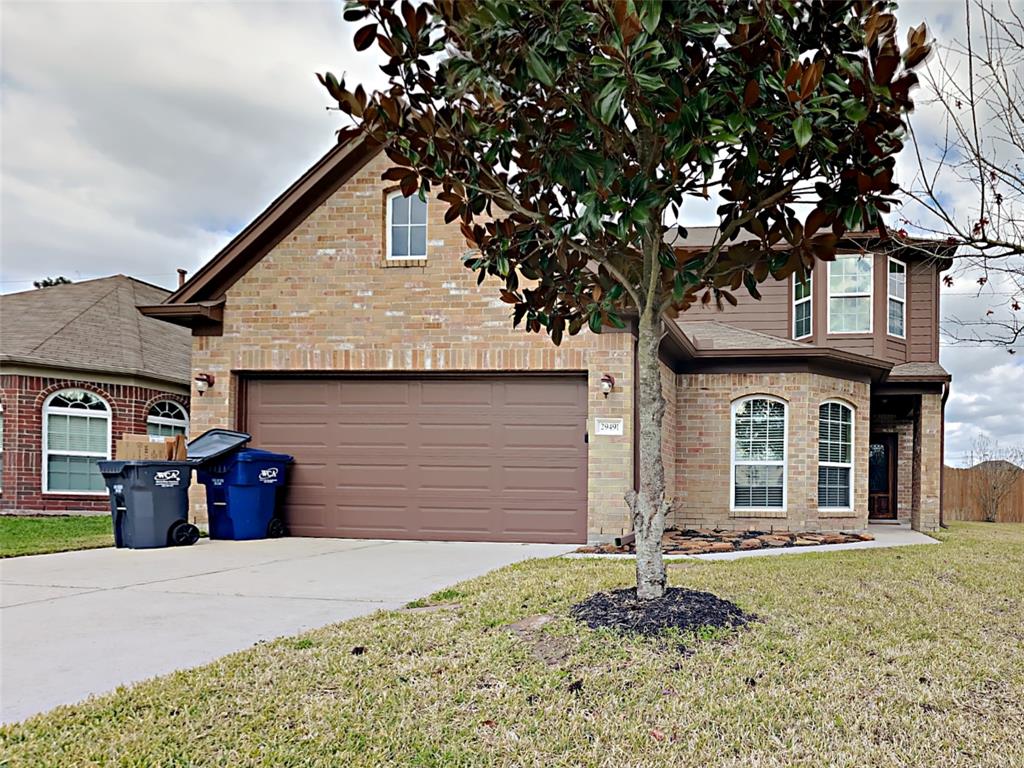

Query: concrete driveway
0 538 571 723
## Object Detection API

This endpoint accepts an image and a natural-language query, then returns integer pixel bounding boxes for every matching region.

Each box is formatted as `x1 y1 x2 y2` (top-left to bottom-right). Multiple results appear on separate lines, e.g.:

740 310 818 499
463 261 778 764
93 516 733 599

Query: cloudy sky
1 0 1020 464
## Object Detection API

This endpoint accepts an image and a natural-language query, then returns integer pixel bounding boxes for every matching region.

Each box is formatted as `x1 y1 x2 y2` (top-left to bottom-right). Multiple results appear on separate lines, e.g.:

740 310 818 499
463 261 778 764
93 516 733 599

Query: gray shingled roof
887 361 950 379
675 320 809 350
0 276 191 385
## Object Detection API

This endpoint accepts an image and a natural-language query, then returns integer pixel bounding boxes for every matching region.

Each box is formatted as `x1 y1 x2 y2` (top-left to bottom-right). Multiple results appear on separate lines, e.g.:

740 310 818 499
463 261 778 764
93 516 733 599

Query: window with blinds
793 274 812 339
818 401 853 508
43 389 110 493
732 397 787 509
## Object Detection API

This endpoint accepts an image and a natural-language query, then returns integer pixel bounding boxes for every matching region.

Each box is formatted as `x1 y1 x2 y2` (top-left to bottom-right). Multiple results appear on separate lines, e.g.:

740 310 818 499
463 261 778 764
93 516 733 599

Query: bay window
818 401 854 509
888 257 906 338
793 273 812 339
731 396 787 510
828 254 873 333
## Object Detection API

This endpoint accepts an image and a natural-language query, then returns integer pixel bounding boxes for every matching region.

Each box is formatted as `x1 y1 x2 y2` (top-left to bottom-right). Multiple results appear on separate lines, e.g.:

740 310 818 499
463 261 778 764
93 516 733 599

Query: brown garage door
243 375 588 543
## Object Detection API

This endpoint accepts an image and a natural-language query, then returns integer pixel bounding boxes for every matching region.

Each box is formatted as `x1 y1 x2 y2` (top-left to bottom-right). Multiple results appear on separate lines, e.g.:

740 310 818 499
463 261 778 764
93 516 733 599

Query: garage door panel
420 379 494 405
245 376 588 543
338 380 412 405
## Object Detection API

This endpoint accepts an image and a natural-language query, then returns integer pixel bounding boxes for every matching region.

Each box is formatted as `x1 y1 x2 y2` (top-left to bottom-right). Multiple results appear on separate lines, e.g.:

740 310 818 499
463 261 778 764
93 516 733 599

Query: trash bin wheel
169 521 201 547
267 517 287 538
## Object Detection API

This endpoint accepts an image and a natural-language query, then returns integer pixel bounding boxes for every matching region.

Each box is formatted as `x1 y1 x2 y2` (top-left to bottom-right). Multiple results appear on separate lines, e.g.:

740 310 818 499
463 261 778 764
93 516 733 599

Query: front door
868 434 897 520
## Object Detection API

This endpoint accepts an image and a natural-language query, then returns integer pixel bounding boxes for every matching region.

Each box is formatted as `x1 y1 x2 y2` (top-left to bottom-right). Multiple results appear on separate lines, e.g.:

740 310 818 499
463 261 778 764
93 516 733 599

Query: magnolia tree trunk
628 312 669 600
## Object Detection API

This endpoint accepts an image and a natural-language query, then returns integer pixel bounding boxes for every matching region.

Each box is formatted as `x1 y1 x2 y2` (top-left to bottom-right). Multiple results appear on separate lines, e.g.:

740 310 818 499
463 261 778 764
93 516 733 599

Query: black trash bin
98 461 199 549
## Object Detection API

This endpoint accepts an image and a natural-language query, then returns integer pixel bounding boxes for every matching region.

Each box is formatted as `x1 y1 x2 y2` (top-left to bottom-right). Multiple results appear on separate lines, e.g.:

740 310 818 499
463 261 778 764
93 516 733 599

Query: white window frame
730 395 788 513
42 389 111 496
818 399 855 512
793 273 813 340
385 189 428 261
827 253 874 335
147 400 189 437
887 256 907 339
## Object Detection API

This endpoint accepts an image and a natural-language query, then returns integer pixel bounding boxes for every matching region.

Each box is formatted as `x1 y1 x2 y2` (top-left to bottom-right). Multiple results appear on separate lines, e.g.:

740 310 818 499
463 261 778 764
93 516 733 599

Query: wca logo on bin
258 467 279 484
153 469 182 488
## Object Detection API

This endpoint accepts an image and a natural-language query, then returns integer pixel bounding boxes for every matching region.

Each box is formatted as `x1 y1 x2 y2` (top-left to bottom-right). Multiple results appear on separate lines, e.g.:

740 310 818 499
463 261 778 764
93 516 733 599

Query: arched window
731 396 787 510
386 190 427 260
819 401 854 509
147 400 189 438
43 389 110 493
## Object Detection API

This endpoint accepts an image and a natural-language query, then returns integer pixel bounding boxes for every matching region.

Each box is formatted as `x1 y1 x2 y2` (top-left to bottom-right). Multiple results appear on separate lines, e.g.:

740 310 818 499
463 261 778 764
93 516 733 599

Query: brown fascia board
661 332 892 382
165 134 383 306
137 300 226 334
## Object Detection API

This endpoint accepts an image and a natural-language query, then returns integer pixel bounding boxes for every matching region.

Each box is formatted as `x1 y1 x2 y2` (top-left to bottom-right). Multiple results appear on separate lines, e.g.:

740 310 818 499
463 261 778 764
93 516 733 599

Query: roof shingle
0 276 191 385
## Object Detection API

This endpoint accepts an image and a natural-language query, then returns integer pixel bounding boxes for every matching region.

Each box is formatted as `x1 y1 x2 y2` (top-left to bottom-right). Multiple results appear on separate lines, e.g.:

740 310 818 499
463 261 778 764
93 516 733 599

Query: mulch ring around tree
571 587 754 639
575 527 874 556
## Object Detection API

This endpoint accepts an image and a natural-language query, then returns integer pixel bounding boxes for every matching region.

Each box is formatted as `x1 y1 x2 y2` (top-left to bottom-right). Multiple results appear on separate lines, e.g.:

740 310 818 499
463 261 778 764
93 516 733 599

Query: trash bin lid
186 428 251 464
235 448 294 463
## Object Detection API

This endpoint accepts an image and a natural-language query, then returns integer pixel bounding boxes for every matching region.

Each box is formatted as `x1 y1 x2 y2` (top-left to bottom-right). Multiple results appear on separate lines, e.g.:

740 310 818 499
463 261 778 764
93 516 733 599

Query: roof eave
138 300 225 334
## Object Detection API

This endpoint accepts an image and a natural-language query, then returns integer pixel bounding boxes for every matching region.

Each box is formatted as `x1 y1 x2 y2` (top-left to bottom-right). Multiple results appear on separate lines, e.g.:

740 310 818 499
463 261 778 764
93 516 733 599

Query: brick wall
187 152 636 538
913 392 943 532
671 371 871 532
0 374 189 515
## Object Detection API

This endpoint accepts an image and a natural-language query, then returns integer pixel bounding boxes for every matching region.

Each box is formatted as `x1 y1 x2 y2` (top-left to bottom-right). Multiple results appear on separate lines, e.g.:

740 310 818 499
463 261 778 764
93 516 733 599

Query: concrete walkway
567 523 939 561
0 538 572 724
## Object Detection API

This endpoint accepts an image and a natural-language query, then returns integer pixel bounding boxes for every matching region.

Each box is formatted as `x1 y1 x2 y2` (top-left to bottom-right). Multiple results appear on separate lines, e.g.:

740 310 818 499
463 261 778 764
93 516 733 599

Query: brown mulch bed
571 587 755 639
576 527 874 556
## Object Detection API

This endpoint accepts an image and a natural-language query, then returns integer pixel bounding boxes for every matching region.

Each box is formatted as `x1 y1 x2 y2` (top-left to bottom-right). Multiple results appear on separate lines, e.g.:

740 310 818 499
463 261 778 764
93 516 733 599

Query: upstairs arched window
731 396 787 510
43 389 110 493
147 400 189 438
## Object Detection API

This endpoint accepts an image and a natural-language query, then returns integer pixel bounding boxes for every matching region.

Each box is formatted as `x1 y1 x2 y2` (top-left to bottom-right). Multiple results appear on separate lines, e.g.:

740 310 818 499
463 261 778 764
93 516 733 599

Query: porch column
912 392 943 532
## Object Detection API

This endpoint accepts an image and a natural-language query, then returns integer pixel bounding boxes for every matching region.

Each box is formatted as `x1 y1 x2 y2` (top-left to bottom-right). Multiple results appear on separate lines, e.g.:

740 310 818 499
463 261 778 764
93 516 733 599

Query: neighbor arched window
386 190 427 260
731 396 787 510
43 389 110 493
819 401 854 509
147 400 189 438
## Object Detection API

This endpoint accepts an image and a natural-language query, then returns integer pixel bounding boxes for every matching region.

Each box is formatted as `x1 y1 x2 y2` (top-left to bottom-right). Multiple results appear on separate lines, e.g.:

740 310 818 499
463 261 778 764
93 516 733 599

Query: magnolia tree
322 0 930 599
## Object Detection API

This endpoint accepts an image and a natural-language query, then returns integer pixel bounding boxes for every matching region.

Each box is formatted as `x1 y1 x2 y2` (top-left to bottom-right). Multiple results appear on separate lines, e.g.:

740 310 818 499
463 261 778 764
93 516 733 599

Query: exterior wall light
600 373 615 398
194 373 215 396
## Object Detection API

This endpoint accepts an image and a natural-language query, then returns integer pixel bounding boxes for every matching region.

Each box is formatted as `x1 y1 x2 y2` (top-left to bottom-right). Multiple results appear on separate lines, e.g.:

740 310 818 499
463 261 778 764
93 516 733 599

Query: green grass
2 523 1022 767
0 515 113 558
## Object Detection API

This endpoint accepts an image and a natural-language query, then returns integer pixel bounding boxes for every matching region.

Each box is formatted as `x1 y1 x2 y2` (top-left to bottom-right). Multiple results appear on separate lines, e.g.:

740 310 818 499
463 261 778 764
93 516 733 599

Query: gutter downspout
939 380 950 529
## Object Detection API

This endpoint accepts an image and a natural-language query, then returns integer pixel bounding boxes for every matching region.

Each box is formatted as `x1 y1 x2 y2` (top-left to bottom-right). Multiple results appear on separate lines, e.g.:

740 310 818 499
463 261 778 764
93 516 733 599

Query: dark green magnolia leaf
526 49 556 88
588 310 603 333
596 80 625 123
640 0 662 34
843 100 869 122
792 116 813 148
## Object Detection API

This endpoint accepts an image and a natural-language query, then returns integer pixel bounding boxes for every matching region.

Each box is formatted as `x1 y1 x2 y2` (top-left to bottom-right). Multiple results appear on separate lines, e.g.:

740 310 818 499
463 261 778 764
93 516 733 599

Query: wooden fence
944 466 1024 523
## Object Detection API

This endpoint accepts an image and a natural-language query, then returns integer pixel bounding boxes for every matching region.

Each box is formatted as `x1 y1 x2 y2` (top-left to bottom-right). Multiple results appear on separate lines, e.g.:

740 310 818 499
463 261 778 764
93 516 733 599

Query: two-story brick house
142 136 950 543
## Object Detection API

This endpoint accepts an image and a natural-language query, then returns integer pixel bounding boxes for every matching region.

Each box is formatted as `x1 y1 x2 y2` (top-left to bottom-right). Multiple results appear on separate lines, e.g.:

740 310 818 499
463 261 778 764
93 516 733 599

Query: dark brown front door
243 375 589 543
868 434 897 520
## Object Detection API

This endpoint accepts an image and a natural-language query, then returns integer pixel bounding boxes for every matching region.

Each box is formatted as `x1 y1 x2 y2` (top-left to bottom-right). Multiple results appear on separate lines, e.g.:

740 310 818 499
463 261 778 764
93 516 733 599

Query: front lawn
2 523 1021 767
0 515 113 558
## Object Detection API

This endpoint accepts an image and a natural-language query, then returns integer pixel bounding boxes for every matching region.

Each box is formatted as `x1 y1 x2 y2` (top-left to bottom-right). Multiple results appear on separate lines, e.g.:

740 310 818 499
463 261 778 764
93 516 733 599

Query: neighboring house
142 137 950 543
0 276 191 515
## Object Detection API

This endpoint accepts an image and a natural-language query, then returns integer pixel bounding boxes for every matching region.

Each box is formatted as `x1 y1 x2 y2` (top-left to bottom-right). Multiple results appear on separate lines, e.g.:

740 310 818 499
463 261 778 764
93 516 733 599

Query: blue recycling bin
196 448 293 540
